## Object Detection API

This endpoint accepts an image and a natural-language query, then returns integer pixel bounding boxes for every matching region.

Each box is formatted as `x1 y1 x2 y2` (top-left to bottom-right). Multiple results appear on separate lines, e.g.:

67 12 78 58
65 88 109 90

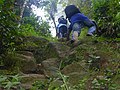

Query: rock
3 51 37 74
62 61 87 75
88 51 110 70
21 74 46 89
16 36 50 63
46 42 70 58
42 58 59 77
68 72 87 85
48 79 63 89
62 62 88 85
16 51 33 56
16 36 70 63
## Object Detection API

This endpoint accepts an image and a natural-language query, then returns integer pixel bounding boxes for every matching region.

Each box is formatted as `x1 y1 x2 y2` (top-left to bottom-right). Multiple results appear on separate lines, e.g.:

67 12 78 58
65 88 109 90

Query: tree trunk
18 0 28 27
50 12 57 36
52 17 57 36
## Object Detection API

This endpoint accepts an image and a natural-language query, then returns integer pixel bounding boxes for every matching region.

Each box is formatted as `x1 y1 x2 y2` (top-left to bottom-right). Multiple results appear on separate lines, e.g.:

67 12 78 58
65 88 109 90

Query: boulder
16 36 50 63
62 61 88 85
3 51 37 73
46 42 70 58
41 58 59 77
21 74 46 89
16 36 70 63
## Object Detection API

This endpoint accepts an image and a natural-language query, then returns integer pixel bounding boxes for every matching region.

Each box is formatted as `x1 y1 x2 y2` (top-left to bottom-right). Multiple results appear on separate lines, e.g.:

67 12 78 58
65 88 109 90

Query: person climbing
56 16 68 41
64 5 97 46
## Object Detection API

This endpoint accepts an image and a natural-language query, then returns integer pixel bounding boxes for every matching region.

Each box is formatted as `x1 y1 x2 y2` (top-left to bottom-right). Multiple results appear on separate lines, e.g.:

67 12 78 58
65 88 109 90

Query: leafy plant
91 77 119 90
92 0 120 37
73 77 88 90
31 80 47 90
57 71 70 90
19 24 39 37
0 0 19 54
0 74 23 90
21 14 51 37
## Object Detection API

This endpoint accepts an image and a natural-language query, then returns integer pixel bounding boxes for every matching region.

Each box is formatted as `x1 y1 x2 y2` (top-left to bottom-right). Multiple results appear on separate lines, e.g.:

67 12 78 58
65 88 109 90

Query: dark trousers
59 26 67 38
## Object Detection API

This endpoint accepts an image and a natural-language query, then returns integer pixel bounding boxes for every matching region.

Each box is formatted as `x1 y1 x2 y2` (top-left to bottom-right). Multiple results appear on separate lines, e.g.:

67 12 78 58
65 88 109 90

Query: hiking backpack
64 5 81 19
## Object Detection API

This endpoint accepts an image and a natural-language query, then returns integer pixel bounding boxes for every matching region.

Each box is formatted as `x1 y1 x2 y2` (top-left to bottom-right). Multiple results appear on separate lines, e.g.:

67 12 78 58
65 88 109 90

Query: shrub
92 0 120 37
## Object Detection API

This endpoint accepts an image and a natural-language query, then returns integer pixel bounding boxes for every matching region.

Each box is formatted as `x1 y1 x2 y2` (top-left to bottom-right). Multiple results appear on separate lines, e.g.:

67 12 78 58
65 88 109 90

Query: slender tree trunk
50 12 57 36
52 17 57 35
18 0 28 27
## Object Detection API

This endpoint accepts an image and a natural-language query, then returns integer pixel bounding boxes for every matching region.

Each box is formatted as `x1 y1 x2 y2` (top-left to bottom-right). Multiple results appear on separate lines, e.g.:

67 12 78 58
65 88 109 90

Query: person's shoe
70 40 75 44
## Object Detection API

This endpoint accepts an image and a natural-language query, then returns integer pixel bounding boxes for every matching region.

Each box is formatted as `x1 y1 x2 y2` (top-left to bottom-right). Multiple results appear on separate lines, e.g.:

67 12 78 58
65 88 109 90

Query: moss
0 56 3 65
2 52 36 74
15 36 51 63
17 42 38 50
0 68 20 75
3 53 18 68
68 72 89 85
45 43 59 59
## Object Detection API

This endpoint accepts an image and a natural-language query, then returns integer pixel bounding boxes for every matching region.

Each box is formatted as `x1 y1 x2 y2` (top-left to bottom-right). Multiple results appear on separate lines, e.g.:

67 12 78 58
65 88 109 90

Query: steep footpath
0 36 120 89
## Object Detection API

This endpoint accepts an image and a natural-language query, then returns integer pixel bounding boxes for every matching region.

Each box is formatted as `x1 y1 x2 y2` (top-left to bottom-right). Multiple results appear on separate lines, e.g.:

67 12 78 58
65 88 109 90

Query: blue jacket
69 13 94 31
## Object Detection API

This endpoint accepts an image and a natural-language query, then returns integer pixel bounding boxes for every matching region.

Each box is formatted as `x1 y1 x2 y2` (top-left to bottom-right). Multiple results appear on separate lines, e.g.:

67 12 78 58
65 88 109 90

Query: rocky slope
0 36 120 90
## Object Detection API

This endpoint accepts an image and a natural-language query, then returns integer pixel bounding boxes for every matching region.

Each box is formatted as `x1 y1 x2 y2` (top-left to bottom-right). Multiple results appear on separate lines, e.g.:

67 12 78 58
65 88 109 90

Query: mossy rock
3 51 37 74
42 58 59 78
16 36 50 63
61 48 85 69
16 36 67 63
45 42 59 59
62 62 88 85
42 42 70 62
21 74 46 89
16 36 49 51
16 36 71 63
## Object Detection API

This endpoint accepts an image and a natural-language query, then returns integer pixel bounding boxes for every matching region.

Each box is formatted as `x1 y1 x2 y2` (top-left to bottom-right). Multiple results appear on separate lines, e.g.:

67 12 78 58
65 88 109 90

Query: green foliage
0 74 23 90
0 0 4 9
21 14 51 37
19 24 39 36
31 80 48 90
115 12 120 22
22 14 40 30
92 0 120 37
31 71 71 90
0 0 19 53
73 77 88 90
57 71 70 90
91 77 119 90
38 21 51 37
30 69 119 90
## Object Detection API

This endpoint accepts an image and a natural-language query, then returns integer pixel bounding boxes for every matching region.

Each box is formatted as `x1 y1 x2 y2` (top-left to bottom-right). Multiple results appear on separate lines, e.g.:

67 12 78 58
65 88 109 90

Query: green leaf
0 76 7 83
4 81 13 90
115 12 120 20
0 0 4 5
12 82 20 85
92 78 98 84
